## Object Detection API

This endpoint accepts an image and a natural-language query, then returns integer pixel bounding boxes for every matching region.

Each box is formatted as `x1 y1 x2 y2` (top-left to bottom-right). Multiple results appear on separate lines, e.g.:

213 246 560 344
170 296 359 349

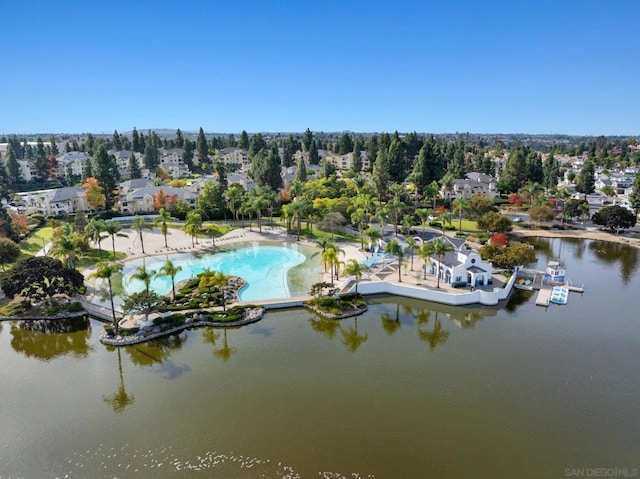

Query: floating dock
535 286 552 306
516 261 584 307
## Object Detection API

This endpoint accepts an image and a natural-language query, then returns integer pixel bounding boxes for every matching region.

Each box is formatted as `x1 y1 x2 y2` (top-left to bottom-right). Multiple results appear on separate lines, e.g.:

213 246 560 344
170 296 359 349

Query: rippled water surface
1 238 639 478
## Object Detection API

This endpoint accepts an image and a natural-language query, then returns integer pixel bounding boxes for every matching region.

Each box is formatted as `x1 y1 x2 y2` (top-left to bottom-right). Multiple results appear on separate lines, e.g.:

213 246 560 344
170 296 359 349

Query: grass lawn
18 226 54 259
457 219 481 233
77 249 127 269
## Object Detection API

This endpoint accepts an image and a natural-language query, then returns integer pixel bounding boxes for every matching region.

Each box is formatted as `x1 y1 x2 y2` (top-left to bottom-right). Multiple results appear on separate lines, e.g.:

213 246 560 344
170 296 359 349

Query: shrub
45 304 61 316
120 327 140 336
67 301 84 313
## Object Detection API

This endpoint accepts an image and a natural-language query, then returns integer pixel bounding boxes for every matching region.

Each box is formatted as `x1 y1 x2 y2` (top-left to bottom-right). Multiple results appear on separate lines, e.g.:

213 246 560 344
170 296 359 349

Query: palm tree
351 207 367 249
153 208 172 248
555 187 571 223
322 242 345 284
401 214 414 235
84 218 106 259
415 207 432 233
50 227 84 269
130 217 151 254
159 259 182 301
364 226 382 252
205 223 220 247
439 173 456 210
375 206 389 238
223 183 244 225
452 197 471 233
405 236 417 271
384 238 404 283
103 222 128 259
90 261 122 335
184 212 203 246
432 237 455 288
424 180 440 211
343 259 367 295
131 264 156 293
418 241 435 280
521 180 544 210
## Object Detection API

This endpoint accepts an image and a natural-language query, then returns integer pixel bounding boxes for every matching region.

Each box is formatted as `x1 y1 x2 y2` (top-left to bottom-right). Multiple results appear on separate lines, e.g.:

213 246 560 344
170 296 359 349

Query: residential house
281 163 321 185
119 186 198 214
158 148 190 177
442 172 498 201
15 187 89 216
56 151 90 178
324 151 370 171
426 236 494 287
216 147 249 168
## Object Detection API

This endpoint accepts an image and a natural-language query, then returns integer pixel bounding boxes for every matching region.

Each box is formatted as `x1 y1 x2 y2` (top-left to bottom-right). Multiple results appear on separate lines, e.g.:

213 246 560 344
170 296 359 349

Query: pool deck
82 225 514 326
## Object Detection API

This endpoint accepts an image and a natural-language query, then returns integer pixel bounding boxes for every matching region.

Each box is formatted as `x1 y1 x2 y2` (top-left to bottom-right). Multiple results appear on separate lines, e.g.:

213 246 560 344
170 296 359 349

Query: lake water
1 238 639 478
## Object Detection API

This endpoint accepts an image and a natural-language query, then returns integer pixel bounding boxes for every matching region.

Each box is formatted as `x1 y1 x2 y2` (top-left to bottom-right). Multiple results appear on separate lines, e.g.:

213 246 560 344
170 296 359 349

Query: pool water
122 244 306 301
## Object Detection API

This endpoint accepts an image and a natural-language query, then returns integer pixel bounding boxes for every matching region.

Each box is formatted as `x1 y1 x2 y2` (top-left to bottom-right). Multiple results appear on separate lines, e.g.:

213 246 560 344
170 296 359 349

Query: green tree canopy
592 205 637 234
0 256 84 300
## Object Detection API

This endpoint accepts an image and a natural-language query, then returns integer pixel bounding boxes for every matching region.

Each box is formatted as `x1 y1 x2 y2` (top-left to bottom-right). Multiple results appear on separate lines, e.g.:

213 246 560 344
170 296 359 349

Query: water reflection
125 334 187 366
309 315 340 339
103 348 135 414
588 240 639 284
381 303 401 335
525 237 639 285
10 317 92 361
340 316 368 353
203 328 238 361
417 312 450 352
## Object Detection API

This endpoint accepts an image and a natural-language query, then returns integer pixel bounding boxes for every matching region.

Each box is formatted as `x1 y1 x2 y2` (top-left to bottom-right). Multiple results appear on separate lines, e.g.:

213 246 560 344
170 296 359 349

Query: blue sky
1 0 638 135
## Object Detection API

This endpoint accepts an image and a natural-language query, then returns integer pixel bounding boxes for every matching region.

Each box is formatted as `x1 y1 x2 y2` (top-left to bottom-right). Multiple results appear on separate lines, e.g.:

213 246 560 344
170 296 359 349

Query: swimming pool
122 244 306 301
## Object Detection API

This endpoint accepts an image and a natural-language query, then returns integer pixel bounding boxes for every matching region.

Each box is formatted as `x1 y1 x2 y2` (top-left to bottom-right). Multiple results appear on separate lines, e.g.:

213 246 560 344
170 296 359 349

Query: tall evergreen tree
387 136 407 183
112 130 122 150
196 127 210 170
295 157 307 182
249 148 283 190
337 132 353 155
352 140 362 173
175 128 184 148
238 130 250 150
215 161 228 191
248 133 267 159
542 152 560 192
372 147 391 199
576 159 596 199
82 156 93 180
93 144 118 209
132 127 141 152
308 139 319 165
128 153 141 179
365 135 378 172
302 128 313 152
5 144 22 185
143 144 158 170
282 135 296 168
49 137 59 156
34 137 49 181
411 136 442 191
628 171 640 215
183 139 194 172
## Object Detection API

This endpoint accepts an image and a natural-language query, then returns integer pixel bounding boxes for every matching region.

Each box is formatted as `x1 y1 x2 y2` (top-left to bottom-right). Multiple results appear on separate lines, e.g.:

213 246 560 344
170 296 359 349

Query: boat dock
535 286 552 306
516 262 585 307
